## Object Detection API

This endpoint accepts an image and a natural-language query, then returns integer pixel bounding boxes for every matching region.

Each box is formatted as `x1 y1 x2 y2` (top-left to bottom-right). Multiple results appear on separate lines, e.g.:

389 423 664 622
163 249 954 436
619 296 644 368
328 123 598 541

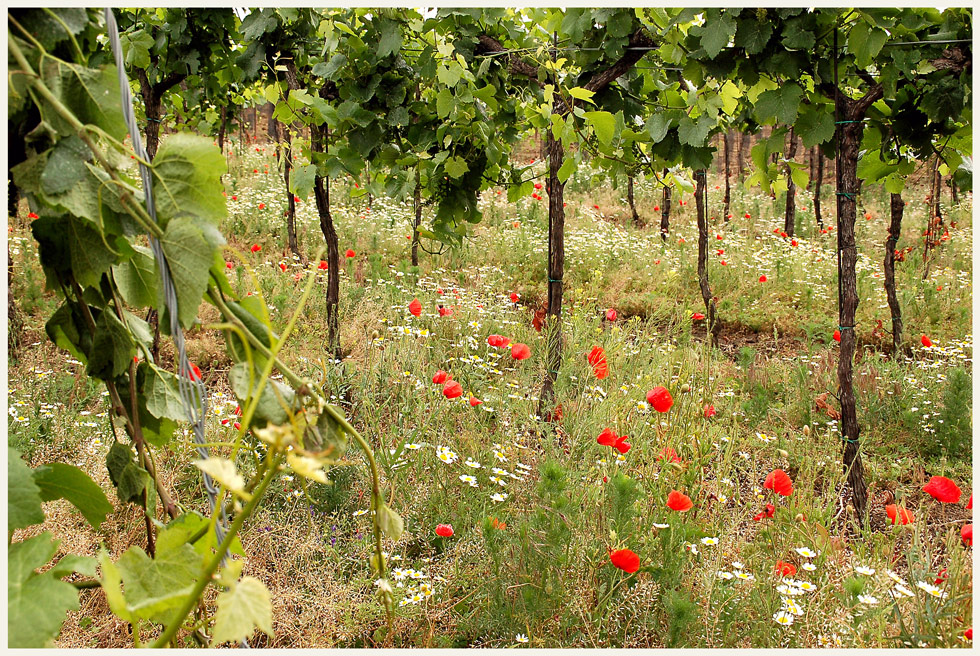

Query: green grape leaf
143 363 186 422
115 544 203 623
67 216 116 288
795 103 836 148
39 59 126 141
44 301 88 363
568 87 596 103
86 308 135 381
289 163 316 200
112 245 157 308
677 115 715 147
159 216 215 330
156 511 246 559
152 132 227 229
699 10 736 59
210 576 274 645
444 156 469 179
33 462 113 529
735 16 774 54
753 82 803 125
376 18 402 58
40 135 91 196
9 447 45 531
584 111 616 147
645 113 670 143
848 21 887 69
8 533 80 648
557 156 577 184
228 362 297 427
377 503 405 541
48 554 98 579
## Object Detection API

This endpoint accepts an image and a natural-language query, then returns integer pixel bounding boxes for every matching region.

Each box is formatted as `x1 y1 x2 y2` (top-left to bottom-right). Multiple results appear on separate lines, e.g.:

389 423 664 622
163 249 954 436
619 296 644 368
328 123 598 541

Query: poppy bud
802 425 810 436
680 383 691 394
777 449 789 458
795 513 806 523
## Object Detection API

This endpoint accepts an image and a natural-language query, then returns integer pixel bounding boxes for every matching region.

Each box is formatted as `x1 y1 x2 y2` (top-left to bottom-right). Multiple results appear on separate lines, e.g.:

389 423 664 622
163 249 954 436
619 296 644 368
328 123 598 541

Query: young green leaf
33 462 113 529
9 447 45 531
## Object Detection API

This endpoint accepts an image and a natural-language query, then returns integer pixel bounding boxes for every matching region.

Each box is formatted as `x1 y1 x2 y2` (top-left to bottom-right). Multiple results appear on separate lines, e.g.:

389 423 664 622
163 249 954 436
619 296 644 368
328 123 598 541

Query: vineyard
5 7 974 649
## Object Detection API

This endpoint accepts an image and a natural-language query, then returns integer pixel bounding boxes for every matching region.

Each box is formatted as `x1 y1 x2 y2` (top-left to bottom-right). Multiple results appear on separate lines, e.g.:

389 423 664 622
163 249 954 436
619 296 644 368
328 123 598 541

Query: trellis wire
104 4 238 597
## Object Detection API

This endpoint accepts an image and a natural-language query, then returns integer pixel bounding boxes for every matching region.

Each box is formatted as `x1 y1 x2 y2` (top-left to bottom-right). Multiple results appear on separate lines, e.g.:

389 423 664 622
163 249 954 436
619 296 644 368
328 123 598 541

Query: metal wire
103 12 244 646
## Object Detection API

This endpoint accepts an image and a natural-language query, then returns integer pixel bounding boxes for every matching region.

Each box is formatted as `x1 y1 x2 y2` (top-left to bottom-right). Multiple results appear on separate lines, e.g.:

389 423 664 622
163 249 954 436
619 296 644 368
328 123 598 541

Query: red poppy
258 203 265 210
279 263 287 272
654 205 660 212
318 260 328 270
231 195 237 201
443 380 463 399
597 428 618 447
487 335 510 348
833 329 841 342
408 298 422 317
253 168 258 173
435 524 454 537
189 363 202 382
924 476 961 503
345 249 356 258
934 568 948 585
720 260 727 266
753 503 775 521
885 504 915 525
764 469 794 496
226 261 234 269
968 495 972 509
703 405 716 418
921 334 933 347
963 523 973 547
438 306 452 317
251 244 262 253
716 248 724 256
716 234 723 240
469 396 482 407
646 387 673 413
511 343 531 360
965 628 973 641
27 212 39 219
656 447 681 463
759 274 767 283
613 434 631 455
605 308 617 322
609 548 640 574
779 231 788 238
233 421 241 430
745 213 751 219
692 312 706 321
534 183 542 190
666 490 693 512
510 292 519 304
588 346 609 379
432 370 450 384
593 204 600 210
791 239 798 247
775 560 796 577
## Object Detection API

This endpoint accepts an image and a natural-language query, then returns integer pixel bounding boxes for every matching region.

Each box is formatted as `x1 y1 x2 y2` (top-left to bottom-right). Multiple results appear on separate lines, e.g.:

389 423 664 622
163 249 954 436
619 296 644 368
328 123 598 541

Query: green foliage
8 533 83 647
32 462 113 529
932 367 971 459
8 447 46 531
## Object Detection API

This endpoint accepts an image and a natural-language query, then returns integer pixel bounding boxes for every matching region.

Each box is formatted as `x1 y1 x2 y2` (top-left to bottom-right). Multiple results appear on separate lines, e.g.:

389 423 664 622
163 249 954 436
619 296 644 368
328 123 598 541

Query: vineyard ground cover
8 139 973 648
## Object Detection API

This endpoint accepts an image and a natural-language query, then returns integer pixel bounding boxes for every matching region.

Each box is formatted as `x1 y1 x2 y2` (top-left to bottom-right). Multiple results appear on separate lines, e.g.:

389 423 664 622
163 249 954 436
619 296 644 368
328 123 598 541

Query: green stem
152 453 282 648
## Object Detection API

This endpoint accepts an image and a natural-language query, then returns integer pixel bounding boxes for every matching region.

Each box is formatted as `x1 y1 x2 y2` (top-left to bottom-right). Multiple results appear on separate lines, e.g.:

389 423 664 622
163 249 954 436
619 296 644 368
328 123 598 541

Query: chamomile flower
515 634 529 644
464 458 482 469
772 610 795 626
734 570 754 581
701 537 719 546
801 562 816 572
491 492 508 502
459 474 478 487
858 594 879 605
794 547 818 558
915 581 948 598
891 584 915 599
353 509 369 517
404 442 423 450
716 571 734 580
854 565 876 576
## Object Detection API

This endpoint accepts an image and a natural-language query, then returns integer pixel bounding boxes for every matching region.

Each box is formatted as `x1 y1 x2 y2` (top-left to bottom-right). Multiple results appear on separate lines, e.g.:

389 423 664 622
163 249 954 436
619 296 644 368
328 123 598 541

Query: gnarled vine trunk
695 171 720 345
660 175 671 242
784 127 798 237
814 148 824 231
884 192 905 358
723 130 731 220
537 128 565 418
627 175 640 226
311 124 341 361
